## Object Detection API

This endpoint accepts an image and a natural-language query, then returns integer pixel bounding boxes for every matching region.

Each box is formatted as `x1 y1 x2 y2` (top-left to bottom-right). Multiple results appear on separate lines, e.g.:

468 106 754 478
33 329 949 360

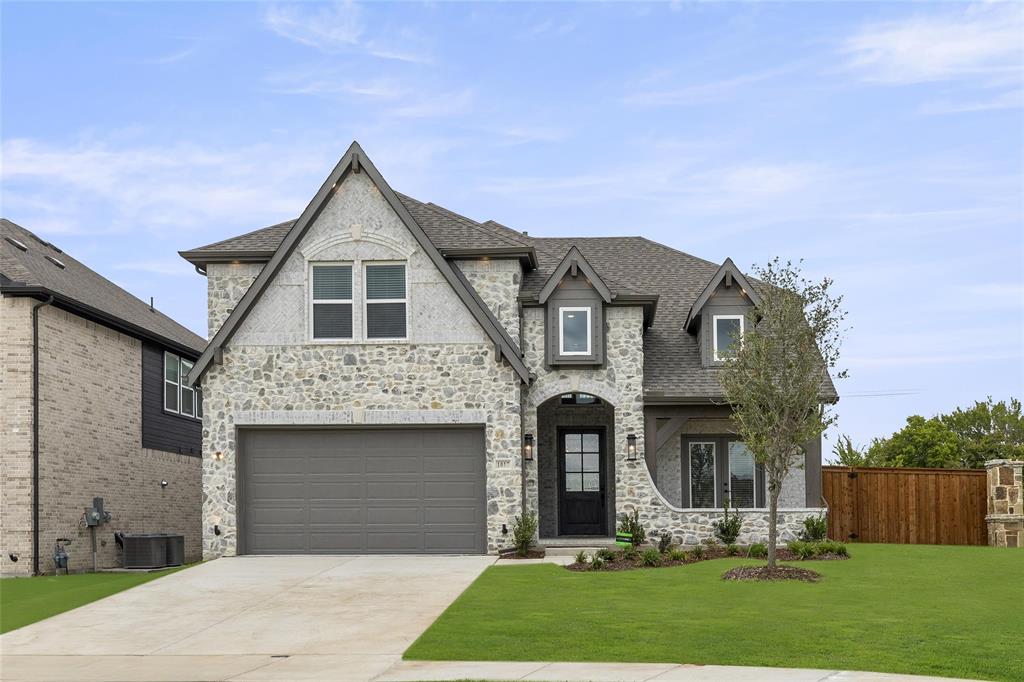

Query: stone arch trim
299 231 415 261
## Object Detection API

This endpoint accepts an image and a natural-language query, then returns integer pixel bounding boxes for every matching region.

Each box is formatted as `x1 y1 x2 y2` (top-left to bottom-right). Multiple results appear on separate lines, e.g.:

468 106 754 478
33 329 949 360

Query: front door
558 429 607 536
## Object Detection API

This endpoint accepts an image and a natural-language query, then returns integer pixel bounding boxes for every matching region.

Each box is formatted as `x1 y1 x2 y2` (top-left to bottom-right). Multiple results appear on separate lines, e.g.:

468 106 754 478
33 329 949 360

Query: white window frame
727 440 758 508
309 262 354 342
164 351 180 414
688 441 717 509
164 351 201 421
179 359 196 417
363 261 408 341
712 314 744 362
558 306 591 356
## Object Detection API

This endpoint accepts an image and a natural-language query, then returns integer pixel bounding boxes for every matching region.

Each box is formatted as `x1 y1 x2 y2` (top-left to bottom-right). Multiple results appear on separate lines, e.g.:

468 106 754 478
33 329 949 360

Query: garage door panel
241 427 485 554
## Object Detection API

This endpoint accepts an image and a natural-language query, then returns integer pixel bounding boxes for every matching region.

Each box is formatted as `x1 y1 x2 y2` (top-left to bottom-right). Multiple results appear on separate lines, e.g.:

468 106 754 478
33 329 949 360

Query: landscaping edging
566 541 849 572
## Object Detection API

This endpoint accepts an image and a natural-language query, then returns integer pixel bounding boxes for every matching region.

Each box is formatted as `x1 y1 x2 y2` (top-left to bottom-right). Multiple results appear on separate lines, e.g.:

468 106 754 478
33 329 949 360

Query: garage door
239 427 486 554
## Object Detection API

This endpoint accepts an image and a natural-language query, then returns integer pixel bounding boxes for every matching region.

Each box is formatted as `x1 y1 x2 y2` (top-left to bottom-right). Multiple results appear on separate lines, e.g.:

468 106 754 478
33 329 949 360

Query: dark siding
141 340 202 456
545 276 605 366
699 281 753 367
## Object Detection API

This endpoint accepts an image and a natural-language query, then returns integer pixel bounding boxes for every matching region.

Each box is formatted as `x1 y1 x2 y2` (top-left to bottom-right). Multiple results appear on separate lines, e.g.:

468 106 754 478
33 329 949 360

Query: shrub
747 543 767 559
787 540 816 560
712 502 743 545
596 548 616 562
589 556 605 570
668 548 687 562
798 514 829 542
657 532 673 554
692 545 704 560
574 550 589 565
726 543 740 556
618 509 647 548
816 540 849 557
701 537 718 547
642 548 661 566
511 512 538 557
622 546 639 562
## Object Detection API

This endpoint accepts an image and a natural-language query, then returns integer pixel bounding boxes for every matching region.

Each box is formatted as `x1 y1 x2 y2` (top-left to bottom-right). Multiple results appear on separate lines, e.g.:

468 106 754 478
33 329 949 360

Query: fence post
985 459 1023 548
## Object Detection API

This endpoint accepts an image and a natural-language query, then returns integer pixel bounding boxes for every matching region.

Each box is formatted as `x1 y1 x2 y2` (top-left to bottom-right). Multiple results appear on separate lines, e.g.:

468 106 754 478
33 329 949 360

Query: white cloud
112 259 196 277
141 46 197 65
842 4 1023 85
387 89 473 119
623 66 794 108
920 88 1024 115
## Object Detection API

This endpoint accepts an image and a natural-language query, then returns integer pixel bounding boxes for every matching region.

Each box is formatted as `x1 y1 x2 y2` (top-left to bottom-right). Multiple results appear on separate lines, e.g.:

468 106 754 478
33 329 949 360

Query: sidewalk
377 660 980 682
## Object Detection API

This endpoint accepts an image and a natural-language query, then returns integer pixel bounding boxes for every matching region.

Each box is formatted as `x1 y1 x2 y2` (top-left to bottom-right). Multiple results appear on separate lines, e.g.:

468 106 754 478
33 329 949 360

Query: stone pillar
985 459 1023 548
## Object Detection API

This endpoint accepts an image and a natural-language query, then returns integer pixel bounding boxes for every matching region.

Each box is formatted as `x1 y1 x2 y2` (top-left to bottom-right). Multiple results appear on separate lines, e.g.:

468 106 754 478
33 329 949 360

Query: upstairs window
365 263 407 339
164 351 202 420
559 307 591 355
713 314 744 361
311 264 353 340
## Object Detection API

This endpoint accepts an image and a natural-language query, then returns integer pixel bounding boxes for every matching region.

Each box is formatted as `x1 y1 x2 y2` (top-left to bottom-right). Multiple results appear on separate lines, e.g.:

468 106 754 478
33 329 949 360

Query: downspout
31 294 53 576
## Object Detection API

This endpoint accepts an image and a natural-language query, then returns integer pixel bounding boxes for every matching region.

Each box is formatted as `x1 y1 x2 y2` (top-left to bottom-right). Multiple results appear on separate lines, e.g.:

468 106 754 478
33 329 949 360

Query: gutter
31 294 52 576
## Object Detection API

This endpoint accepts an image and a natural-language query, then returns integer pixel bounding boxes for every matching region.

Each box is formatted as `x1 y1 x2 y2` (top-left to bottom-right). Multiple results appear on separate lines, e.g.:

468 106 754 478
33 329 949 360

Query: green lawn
0 567 188 634
406 544 1023 681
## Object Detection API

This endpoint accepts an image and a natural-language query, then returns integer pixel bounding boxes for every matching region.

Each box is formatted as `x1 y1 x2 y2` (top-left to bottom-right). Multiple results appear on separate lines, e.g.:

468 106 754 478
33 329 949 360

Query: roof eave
179 249 275 269
440 246 538 270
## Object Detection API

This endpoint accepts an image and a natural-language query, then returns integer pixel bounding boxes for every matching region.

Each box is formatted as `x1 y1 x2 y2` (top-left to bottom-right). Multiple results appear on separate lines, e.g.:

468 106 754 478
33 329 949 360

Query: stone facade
454 259 522 342
200 171 522 558
986 459 1023 548
0 301 202 575
207 263 263 338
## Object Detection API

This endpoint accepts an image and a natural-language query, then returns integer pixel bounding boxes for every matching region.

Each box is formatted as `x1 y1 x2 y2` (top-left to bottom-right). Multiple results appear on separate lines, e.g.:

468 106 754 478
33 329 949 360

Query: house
1 219 207 575
180 142 836 558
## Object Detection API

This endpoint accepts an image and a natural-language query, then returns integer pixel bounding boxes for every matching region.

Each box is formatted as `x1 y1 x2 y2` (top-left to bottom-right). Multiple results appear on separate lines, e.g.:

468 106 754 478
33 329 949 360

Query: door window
564 432 601 492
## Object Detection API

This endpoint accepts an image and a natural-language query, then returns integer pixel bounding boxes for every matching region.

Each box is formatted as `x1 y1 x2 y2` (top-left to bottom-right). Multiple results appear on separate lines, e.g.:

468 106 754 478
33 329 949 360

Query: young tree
717 259 846 569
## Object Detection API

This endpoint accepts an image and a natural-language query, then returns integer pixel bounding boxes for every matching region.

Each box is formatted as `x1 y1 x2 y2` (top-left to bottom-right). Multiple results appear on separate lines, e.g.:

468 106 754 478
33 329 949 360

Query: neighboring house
181 142 836 558
1 219 207 575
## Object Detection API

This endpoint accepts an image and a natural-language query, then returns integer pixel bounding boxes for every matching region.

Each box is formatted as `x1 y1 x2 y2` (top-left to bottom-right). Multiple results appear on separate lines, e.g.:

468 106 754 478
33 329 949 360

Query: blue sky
3 1 1022 456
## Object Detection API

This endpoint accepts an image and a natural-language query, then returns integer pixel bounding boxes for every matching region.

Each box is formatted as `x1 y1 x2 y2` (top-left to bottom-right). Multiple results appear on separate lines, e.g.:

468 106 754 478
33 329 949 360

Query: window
559 307 591 355
689 442 716 508
164 352 202 420
713 314 744 361
728 441 757 507
365 263 407 339
311 264 353 340
560 393 602 406
564 432 601 492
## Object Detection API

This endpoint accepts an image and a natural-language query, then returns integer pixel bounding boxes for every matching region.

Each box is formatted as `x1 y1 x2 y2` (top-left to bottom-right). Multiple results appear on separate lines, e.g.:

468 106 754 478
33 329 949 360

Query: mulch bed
722 565 821 582
564 544 848 573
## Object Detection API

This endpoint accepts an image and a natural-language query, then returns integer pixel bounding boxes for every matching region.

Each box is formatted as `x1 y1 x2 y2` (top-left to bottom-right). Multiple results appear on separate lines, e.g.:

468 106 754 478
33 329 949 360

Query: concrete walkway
0 555 494 682
378 660 981 682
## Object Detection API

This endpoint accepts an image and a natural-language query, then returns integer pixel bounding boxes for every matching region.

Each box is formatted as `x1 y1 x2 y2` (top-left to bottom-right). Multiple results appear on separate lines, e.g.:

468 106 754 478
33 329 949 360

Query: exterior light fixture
212 451 224 461
626 434 638 461
523 434 534 461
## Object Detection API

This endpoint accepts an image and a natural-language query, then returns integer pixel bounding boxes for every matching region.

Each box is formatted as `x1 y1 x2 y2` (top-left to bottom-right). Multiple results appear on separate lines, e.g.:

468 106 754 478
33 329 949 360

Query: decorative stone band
233 409 489 426
984 459 1023 548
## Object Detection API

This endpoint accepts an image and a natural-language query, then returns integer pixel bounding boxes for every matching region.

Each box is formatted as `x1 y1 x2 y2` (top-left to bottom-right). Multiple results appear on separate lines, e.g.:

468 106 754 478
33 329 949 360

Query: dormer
538 246 613 366
685 258 761 368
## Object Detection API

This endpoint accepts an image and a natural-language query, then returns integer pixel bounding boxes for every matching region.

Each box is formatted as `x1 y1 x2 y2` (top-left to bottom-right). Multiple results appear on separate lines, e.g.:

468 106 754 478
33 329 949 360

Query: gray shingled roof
1 219 206 355
179 196 838 400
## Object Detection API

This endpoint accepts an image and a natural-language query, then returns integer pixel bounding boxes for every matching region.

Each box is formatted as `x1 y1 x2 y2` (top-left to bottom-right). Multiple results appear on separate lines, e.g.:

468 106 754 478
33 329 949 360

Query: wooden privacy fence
822 466 987 545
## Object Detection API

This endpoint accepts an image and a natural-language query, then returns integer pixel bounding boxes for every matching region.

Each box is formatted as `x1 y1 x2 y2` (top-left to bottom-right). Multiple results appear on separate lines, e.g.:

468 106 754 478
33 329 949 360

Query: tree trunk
767 485 780 569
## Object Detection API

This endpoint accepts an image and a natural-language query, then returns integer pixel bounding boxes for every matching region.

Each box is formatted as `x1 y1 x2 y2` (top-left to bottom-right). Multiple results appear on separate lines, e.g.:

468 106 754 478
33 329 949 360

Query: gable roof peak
684 257 761 331
537 244 614 304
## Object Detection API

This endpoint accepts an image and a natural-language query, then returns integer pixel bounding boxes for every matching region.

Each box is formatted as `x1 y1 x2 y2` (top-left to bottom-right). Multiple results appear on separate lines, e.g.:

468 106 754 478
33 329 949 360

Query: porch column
986 459 1023 548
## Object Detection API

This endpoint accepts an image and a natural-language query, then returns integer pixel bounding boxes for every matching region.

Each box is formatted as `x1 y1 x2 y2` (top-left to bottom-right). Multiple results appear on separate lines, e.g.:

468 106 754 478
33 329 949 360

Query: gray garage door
239 427 486 554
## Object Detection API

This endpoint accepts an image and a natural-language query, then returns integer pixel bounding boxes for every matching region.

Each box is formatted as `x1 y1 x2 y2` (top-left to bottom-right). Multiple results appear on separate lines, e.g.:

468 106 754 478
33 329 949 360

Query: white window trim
179 359 196 418
727 440 758 508
688 441 717 509
163 351 201 421
309 262 354 342
712 314 744 362
164 351 179 413
558 306 591 356
363 261 408 341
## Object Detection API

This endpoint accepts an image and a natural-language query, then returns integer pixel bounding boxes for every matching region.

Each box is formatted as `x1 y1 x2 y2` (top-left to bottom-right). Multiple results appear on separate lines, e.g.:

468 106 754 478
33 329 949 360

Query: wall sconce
160 480 168 488
626 434 638 461
212 451 224 461
523 434 534 462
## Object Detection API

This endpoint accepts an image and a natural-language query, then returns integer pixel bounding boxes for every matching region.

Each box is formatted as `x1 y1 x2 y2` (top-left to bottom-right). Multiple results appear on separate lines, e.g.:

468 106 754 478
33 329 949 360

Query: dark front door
558 429 607 536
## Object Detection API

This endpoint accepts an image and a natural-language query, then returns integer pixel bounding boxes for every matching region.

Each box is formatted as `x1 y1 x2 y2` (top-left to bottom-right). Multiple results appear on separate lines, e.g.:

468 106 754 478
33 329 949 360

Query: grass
406 544 1023 681
0 566 188 634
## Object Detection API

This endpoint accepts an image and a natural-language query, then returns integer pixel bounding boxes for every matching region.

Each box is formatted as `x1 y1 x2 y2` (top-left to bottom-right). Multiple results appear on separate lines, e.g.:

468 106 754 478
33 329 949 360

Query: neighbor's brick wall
2 304 202 575
986 459 1023 548
1 296 35 576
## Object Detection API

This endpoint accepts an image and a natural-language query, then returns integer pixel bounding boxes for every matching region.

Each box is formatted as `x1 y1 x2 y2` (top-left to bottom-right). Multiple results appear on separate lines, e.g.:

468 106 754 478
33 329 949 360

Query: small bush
798 514 829 542
692 545 704 560
589 556 605 570
726 543 740 556
657 532 673 554
595 548 616 562
618 509 647 548
668 548 687 562
712 503 743 545
511 512 538 557
701 537 718 547
622 546 639 561
574 550 589 564
787 540 816 560
747 543 767 559
816 540 849 556
642 548 661 566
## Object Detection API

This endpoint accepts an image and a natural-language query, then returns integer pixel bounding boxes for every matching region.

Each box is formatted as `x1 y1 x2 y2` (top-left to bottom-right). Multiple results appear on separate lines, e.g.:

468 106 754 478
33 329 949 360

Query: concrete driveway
0 555 494 682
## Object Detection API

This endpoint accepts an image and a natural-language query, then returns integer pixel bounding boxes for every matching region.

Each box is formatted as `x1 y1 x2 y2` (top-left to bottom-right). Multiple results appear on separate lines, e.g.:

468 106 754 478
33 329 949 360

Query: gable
187 142 529 385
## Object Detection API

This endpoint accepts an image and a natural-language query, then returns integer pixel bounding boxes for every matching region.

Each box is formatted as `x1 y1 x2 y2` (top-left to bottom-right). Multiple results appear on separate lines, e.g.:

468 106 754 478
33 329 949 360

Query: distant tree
866 416 960 468
718 259 846 569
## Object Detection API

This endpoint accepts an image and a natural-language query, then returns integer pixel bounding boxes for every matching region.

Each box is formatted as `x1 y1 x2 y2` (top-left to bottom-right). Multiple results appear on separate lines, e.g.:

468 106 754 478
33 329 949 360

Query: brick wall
0 301 202 576
0 296 34 575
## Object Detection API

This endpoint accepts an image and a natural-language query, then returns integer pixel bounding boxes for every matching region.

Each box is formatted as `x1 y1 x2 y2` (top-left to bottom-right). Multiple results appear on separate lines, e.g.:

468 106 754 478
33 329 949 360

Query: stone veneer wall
1 302 202 575
454 259 521 341
207 263 263 338
986 459 1023 548
200 171 523 558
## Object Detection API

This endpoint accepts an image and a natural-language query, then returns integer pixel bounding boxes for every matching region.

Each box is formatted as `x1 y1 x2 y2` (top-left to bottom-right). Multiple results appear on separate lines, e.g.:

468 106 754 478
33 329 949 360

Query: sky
2 1 1022 457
